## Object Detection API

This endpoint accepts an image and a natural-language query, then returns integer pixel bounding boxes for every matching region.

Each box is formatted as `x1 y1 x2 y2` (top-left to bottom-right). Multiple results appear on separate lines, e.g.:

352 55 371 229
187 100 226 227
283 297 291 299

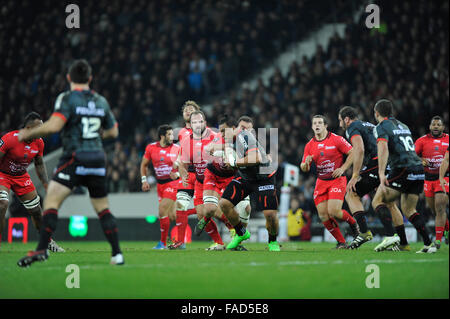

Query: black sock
375 205 395 236
408 212 432 246
353 211 368 233
395 224 408 245
37 209 58 251
268 234 277 243
234 221 246 236
98 209 121 255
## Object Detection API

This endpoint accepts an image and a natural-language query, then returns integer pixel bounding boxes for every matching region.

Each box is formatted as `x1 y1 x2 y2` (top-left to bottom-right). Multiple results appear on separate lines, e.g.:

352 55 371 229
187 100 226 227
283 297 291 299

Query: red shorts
424 178 449 198
203 168 234 196
0 171 35 196
313 176 347 206
177 171 196 190
156 180 179 202
193 180 204 207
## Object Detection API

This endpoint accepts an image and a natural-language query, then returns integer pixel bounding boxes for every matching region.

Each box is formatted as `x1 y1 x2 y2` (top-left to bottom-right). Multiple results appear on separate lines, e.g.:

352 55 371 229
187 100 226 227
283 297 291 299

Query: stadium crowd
0 0 448 225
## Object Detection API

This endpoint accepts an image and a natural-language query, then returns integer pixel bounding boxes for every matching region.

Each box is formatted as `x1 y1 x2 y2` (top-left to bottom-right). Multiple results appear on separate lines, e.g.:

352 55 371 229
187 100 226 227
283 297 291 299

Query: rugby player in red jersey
415 116 449 248
140 124 180 249
169 101 200 249
0 112 64 252
301 115 359 248
173 110 226 250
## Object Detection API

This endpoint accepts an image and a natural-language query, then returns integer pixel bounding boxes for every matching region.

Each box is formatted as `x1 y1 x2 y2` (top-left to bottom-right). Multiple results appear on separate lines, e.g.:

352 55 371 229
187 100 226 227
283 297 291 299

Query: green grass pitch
0 241 448 299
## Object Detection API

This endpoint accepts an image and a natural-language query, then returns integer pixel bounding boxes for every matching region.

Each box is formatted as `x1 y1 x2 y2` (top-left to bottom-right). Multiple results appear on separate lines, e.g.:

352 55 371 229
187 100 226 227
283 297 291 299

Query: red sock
445 219 449 232
159 216 170 245
204 219 224 245
323 218 346 243
176 210 188 243
219 214 234 230
341 209 356 225
436 226 445 241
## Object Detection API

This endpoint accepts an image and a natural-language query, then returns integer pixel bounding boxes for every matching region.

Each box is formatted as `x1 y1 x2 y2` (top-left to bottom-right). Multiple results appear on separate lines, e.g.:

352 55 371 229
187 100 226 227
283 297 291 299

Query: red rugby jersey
143 142 180 183
0 130 44 176
180 128 218 182
302 132 352 180
415 133 449 180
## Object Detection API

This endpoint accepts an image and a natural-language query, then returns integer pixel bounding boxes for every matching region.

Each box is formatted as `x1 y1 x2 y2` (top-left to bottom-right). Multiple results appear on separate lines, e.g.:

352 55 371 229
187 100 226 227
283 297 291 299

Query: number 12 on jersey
81 117 101 139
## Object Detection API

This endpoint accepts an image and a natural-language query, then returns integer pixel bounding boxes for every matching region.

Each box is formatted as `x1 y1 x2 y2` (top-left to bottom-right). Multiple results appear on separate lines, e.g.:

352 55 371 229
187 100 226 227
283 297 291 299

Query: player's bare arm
347 135 364 192
377 139 389 190
439 151 449 193
300 155 313 172
34 155 49 191
178 160 189 187
204 141 224 155
18 115 65 142
102 123 119 139
140 156 151 192
332 148 354 178
235 149 262 168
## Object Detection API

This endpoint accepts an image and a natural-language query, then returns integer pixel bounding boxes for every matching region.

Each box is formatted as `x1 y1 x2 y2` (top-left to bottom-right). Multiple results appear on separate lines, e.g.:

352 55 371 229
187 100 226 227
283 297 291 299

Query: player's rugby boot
348 230 373 249
226 229 251 250
17 250 48 267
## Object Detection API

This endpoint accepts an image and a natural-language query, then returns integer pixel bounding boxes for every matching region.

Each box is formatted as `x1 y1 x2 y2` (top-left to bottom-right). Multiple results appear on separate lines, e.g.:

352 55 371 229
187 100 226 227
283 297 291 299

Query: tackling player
338 106 408 250
140 124 180 249
415 116 449 248
0 112 64 252
17 59 124 266
372 99 436 253
301 115 359 249
219 116 280 251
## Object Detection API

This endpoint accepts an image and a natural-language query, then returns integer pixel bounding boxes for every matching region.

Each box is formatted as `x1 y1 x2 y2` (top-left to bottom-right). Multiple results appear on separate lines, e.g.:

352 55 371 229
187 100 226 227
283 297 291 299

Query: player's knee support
203 195 219 207
177 191 193 211
22 195 41 210
0 190 9 206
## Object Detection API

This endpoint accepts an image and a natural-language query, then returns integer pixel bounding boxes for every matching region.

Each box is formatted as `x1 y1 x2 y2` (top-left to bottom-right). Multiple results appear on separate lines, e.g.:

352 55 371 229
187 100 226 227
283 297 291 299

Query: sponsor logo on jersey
88 101 96 109
75 166 106 176
258 184 275 191
160 150 166 154
393 124 411 135
75 106 105 116
325 146 336 150
330 187 342 193
31 150 39 154
25 146 31 149
433 140 441 143
318 144 324 148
